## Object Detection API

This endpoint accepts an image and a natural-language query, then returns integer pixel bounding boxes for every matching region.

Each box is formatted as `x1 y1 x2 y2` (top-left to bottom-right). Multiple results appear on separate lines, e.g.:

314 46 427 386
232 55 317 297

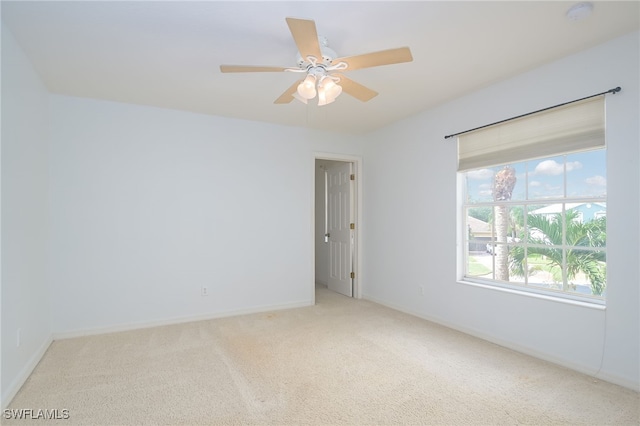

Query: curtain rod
444 86 621 140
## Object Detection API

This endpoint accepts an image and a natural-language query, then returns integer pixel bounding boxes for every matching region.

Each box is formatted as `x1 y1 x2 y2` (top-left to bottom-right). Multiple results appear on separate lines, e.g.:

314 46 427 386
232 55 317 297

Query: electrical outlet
419 286 424 296
201 285 209 296
17 328 21 347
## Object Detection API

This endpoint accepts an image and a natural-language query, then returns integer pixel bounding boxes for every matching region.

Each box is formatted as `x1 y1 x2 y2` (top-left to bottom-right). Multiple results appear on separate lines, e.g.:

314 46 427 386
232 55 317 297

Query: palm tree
492 166 517 281
509 210 606 295
508 206 525 239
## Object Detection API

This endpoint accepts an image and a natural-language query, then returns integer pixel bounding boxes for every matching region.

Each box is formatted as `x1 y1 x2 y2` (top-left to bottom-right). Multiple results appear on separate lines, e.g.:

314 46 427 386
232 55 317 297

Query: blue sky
465 149 606 203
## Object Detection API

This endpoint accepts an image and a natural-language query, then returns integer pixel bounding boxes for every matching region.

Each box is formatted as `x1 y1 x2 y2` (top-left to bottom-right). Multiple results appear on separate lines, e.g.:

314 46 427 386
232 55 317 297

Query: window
459 96 607 303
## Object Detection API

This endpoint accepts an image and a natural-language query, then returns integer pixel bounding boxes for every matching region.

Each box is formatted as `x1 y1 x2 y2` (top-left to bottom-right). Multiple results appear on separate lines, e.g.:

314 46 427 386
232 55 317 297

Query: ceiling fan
220 17 413 106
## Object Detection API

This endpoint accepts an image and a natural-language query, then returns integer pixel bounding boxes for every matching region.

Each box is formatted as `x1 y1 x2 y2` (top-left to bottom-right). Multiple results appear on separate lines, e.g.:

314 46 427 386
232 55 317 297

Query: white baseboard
53 300 313 340
362 294 639 392
1 334 53 410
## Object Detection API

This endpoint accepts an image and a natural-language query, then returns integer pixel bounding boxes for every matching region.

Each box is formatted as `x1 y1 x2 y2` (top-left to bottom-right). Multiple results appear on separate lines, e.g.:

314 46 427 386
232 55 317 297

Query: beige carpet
5 286 639 425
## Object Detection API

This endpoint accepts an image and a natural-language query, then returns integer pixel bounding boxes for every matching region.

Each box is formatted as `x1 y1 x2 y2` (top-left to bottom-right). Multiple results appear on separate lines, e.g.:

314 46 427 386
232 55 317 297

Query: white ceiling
2 1 638 134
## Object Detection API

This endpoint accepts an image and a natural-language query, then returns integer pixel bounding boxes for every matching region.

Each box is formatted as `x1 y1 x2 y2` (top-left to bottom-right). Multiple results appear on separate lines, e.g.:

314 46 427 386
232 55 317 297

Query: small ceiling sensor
566 2 594 21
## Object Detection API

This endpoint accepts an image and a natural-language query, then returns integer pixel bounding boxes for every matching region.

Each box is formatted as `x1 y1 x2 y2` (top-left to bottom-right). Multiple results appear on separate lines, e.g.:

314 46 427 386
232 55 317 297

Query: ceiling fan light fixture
317 88 328 106
297 74 317 99
321 77 343 101
317 85 337 106
316 76 342 106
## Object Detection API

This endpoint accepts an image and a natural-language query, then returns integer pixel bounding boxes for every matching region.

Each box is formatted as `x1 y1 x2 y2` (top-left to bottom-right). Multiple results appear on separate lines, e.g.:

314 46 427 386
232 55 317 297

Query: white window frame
456 96 607 305
460 154 607 305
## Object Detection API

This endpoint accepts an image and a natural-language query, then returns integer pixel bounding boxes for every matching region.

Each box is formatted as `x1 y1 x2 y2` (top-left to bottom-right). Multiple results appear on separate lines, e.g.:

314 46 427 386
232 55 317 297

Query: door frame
311 152 363 304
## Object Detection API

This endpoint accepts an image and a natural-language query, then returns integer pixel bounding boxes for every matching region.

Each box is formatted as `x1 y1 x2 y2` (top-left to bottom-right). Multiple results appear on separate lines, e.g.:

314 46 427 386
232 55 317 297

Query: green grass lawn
468 256 491 276
525 255 562 282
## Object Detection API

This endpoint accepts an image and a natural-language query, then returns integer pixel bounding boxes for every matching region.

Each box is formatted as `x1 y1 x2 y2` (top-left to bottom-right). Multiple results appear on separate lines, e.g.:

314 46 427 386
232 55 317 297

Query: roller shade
457 95 605 172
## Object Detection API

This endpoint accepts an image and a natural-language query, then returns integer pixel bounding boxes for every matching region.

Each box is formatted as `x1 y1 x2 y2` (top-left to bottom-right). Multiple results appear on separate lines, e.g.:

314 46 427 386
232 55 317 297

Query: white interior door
326 162 353 297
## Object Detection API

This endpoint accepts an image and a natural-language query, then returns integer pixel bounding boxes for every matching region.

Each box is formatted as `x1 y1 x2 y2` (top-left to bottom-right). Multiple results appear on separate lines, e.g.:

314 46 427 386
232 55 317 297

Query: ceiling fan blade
334 47 413 71
220 65 289 73
274 80 302 104
286 17 323 61
334 75 378 102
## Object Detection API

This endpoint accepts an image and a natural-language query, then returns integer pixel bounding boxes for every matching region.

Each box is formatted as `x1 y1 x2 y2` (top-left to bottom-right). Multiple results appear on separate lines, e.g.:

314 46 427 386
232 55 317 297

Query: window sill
456 279 606 310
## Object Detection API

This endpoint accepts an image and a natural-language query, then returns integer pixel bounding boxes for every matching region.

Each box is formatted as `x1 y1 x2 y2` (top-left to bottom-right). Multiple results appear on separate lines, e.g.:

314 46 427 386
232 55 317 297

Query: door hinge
350 174 355 181
350 223 355 230
350 272 355 279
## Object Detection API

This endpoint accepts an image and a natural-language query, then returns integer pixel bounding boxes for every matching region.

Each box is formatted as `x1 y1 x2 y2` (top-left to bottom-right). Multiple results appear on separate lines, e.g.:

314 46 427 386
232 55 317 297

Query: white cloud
467 169 494 180
529 181 541 187
585 175 606 186
534 160 582 176
566 161 582 172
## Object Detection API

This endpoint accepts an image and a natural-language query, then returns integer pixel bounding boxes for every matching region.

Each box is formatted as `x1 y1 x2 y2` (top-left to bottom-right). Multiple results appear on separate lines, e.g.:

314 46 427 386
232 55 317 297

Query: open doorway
313 154 361 300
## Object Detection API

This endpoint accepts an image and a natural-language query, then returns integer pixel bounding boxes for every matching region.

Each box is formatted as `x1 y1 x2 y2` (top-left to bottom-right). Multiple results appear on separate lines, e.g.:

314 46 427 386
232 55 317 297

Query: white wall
363 31 640 390
48 95 363 335
1 26 52 406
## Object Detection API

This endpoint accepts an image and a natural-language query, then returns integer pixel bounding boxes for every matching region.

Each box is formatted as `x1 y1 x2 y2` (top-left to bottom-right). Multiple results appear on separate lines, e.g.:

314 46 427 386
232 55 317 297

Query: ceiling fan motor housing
296 36 337 68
